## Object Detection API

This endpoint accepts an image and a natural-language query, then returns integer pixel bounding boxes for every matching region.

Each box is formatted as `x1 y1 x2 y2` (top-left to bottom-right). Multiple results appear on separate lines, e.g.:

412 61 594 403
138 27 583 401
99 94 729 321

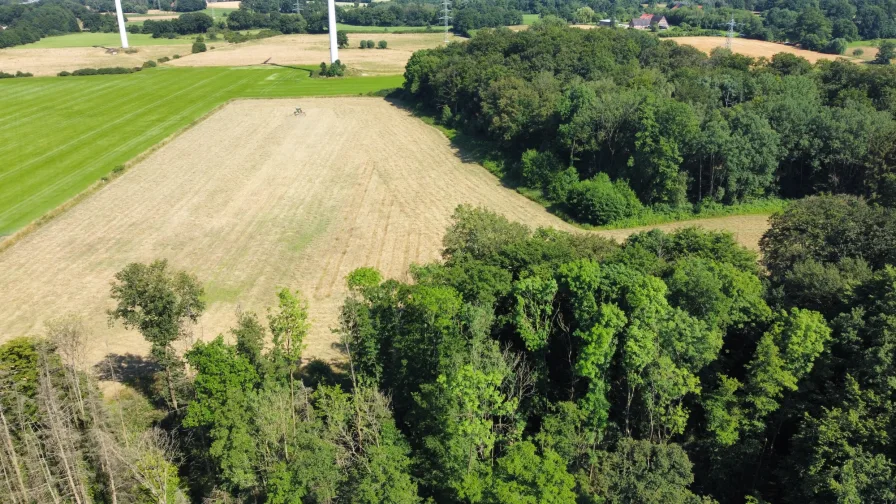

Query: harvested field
598 214 769 252
672 36 854 63
0 45 189 76
0 98 573 366
167 33 461 74
0 97 771 369
207 1 240 8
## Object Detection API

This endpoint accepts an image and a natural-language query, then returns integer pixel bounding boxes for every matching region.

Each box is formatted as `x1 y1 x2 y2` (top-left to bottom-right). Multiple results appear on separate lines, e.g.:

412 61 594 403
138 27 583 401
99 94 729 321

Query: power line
726 16 737 51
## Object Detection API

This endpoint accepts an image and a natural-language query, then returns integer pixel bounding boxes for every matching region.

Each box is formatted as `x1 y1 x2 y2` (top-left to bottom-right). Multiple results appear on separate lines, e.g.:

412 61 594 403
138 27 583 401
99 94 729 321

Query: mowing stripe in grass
0 67 403 234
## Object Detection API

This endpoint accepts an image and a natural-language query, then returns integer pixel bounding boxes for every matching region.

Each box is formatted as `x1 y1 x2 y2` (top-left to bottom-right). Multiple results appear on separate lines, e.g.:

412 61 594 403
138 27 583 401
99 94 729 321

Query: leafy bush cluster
57 66 138 77
0 70 33 78
405 21 896 227
358 38 388 49
318 59 346 77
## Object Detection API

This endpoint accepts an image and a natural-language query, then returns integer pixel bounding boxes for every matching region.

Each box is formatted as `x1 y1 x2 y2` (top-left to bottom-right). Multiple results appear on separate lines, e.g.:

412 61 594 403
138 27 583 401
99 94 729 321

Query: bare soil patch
0 98 770 369
167 33 459 74
0 45 190 76
672 36 853 63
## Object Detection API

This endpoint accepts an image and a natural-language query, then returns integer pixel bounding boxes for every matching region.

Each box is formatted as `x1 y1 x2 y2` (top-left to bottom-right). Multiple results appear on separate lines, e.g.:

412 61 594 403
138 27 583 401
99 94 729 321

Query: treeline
337 1 439 27
222 0 330 33
138 11 213 37
404 20 896 225
0 0 129 48
5 194 896 502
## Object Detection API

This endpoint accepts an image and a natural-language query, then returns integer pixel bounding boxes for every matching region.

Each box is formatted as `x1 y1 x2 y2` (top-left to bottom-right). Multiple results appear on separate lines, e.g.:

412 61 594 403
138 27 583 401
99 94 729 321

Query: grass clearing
20 32 191 48
522 14 539 25
0 67 401 235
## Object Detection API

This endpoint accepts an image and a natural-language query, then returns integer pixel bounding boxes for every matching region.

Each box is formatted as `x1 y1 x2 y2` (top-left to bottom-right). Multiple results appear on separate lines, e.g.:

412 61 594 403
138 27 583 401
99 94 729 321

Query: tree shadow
302 358 352 390
94 353 160 398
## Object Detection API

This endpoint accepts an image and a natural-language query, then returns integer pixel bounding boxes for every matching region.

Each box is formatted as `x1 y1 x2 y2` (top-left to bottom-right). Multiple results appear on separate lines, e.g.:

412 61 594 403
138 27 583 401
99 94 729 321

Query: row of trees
404 20 896 225
139 12 213 37
337 2 440 27
5 193 896 502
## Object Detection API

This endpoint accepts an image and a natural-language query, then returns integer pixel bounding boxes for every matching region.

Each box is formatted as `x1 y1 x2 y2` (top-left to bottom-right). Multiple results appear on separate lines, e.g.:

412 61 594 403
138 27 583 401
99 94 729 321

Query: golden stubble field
673 36 856 63
0 45 191 76
0 98 576 365
0 97 770 368
167 33 462 74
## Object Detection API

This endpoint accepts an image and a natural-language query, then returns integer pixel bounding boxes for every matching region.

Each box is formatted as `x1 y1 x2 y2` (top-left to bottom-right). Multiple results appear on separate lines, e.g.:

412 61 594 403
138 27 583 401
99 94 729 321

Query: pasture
336 23 438 33
20 32 191 48
0 67 401 235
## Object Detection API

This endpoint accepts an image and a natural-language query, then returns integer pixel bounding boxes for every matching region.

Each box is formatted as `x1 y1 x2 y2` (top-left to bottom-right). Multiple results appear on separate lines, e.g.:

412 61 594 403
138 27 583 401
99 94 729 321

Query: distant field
21 32 191 48
336 23 437 33
0 67 402 235
522 13 539 25
672 36 855 63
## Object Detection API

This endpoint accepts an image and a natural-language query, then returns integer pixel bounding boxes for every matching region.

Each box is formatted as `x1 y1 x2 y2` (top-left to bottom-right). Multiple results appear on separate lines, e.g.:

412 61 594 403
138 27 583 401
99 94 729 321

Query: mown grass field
0 66 401 235
522 14 539 25
21 32 190 48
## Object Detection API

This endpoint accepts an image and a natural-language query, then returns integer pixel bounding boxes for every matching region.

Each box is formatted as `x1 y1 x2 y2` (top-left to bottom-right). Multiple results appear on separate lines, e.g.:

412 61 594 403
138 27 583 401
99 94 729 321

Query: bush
142 60 157 68
853 48 864 56
157 56 170 63
319 59 346 77
72 68 98 76
566 173 643 225
824 37 847 55
337 30 348 48
173 54 181 59
57 70 71 77
126 24 141 34
546 167 579 202
377 39 387 49
112 165 125 174
366 39 375 48
192 41 207 53
359 39 367 49
0 72 14 79
520 149 562 189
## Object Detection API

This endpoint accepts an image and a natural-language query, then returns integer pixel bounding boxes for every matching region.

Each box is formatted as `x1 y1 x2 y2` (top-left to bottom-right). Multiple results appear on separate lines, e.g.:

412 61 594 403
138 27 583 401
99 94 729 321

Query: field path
0 98 769 366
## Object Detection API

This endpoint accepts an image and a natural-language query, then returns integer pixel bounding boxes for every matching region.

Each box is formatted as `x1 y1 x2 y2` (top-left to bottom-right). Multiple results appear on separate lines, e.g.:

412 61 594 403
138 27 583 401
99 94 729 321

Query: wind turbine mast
328 0 338 63
113 0 129 48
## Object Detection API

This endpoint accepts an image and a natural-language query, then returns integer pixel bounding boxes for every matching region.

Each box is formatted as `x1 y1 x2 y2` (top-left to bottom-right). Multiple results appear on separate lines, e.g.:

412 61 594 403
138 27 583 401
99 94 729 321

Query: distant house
629 13 669 30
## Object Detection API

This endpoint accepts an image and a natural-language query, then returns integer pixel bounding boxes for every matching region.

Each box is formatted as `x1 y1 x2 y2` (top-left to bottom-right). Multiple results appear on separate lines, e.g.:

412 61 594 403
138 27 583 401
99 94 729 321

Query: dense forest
3 195 896 502
0 0 123 48
403 20 896 226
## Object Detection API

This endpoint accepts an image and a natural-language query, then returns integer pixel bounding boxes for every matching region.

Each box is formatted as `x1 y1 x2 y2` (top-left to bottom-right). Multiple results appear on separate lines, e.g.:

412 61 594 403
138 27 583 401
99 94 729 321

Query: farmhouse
629 13 669 30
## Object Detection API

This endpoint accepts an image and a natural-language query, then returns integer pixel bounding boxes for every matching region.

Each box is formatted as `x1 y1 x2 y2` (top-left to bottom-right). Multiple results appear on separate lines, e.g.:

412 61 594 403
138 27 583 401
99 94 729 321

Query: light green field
522 14 539 25
199 7 237 20
0 66 402 235
21 32 190 48
336 23 438 33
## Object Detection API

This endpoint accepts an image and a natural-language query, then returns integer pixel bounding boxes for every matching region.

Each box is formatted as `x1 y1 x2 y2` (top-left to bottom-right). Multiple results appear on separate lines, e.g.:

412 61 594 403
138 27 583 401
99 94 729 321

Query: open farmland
672 36 855 62
0 98 578 366
0 67 401 235
166 32 461 74
0 45 191 75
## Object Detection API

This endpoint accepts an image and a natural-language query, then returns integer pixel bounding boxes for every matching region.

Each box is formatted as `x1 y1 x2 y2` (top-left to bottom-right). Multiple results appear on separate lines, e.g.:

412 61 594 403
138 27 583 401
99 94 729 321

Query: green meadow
335 23 438 33
20 32 191 48
0 66 402 235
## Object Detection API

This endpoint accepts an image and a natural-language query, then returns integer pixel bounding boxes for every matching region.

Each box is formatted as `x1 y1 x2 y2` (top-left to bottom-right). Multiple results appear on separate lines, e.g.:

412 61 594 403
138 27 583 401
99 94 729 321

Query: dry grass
0 98 770 369
597 214 769 251
673 36 854 63
0 45 190 76
167 32 460 74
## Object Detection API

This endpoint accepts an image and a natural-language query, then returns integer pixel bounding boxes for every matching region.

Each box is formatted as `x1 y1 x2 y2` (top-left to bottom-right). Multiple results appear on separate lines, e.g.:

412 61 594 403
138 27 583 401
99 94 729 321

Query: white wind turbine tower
328 0 338 63
114 0 129 48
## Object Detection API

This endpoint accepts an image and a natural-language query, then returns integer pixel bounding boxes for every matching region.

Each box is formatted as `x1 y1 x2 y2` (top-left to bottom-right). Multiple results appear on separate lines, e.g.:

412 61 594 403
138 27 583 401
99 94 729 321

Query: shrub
15 71 33 77
0 72 13 79
546 167 579 202
824 37 847 55
142 60 157 68
520 149 562 189
853 48 864 56
377 39 387 49
366 39 375 48
192 41 207 53
126 24 141 34
57 70 71 77
112 165 125 174
337 30 348 48
72 68 99 76
565 173 643 225
360 39 367 49
123 47 138 54
173 54 181 59
157 56 170 63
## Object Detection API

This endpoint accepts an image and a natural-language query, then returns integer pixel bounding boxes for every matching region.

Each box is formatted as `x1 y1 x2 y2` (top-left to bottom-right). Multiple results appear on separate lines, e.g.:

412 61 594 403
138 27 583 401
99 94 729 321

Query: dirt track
167 33 459 74
0 98 770 368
